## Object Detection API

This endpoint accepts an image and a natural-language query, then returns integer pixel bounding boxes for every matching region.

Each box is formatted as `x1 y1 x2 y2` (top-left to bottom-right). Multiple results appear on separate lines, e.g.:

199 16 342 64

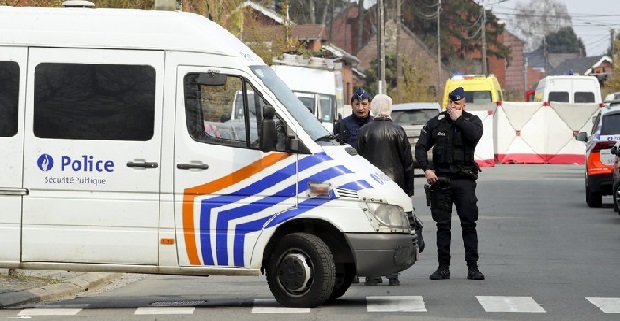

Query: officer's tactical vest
432 115 476 170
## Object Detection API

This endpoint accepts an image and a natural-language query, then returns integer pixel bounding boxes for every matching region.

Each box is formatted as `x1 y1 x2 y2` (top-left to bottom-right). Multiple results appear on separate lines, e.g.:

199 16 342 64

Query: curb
0 272 123 308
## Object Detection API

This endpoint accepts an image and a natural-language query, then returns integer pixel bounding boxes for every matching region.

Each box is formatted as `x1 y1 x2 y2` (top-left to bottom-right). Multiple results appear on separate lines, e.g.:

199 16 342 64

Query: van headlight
366 203 409 229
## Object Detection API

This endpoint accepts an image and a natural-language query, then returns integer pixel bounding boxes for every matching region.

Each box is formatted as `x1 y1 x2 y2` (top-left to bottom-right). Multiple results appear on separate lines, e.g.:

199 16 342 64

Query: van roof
541 75 599 81
0 6 263 63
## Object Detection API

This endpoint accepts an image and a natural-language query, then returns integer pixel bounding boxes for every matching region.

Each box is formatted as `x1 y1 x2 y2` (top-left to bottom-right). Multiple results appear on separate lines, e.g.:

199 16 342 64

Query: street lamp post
377 0 385 95
481 7 486 76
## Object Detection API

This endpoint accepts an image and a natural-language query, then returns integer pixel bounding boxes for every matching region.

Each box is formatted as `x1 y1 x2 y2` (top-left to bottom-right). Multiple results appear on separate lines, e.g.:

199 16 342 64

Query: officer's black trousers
430 178 479 267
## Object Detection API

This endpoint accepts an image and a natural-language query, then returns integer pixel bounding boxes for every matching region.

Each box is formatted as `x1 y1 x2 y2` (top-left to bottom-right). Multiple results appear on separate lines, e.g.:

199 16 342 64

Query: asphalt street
1 164 619 321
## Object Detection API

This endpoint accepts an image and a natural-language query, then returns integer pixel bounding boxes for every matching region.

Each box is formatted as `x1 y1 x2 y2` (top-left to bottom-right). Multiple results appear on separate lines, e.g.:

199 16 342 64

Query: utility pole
524 57 528 97
437 0 441 98
377 0 385 94
481 6 487 76
396 0 402 102
612 29 616 57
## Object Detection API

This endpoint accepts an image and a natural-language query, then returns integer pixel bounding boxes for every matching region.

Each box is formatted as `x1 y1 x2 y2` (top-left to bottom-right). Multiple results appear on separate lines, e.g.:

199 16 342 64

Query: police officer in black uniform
415 87 485 280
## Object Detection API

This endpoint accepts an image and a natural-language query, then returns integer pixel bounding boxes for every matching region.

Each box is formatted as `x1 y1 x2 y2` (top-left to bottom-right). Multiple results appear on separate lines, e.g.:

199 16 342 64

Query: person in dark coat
415 87 485 281
356 94 415 286
334 87 373 149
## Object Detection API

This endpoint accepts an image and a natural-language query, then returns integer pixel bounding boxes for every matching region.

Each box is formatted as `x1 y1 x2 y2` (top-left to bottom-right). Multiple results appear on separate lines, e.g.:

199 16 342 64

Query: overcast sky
485 0 620 56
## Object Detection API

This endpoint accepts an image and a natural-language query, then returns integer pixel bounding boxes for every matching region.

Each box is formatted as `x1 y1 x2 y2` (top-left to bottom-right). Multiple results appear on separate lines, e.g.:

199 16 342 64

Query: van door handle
126 161 159 169
177 163 210 170
0 188 29 196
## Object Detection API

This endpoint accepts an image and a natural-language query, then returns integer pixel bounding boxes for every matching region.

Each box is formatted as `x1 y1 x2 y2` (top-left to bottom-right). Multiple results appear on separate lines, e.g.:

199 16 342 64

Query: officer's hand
425 169 438 184
448 108 462 121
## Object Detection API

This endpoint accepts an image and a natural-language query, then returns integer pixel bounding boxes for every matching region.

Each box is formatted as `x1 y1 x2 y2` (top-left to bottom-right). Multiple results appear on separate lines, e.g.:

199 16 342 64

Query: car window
548 91 569 102
601 113 620 135
574 92 595 103
464 91 491 103
0 61 19 137
392 109 439 125
33 63 156 141
591 113 601 135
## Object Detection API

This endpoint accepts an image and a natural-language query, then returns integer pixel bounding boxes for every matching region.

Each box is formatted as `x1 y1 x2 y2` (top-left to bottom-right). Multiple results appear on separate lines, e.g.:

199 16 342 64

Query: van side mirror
574 132 588 142
612 146 618 155
259 105 276 152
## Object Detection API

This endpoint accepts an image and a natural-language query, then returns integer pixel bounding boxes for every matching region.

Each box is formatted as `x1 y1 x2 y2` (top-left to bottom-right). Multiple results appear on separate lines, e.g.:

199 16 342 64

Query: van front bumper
346 233 417 276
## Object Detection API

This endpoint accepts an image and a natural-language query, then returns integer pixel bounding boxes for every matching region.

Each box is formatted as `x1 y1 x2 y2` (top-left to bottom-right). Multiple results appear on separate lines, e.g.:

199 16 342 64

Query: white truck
534 75 602 104
0 2 417 308
271 55 345 132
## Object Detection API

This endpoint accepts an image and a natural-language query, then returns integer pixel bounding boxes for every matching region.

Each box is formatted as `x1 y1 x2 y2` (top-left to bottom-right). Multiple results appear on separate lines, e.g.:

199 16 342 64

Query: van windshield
601 113 620 135
250 65 329 140
465 91 492 103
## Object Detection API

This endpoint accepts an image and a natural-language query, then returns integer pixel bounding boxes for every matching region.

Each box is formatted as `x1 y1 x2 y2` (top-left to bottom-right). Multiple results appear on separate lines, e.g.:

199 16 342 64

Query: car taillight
592 141 616 152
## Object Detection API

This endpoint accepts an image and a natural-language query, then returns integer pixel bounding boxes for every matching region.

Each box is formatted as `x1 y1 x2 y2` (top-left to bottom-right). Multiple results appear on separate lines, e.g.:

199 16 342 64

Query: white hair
370 94 392 117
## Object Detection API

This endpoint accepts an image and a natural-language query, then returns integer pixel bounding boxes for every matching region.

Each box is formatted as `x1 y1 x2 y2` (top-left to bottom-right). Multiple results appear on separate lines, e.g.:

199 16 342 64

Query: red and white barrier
471 108 496 167
494 102 599 164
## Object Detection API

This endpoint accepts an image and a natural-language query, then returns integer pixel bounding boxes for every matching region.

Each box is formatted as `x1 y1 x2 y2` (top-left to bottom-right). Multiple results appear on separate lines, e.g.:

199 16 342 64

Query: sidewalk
0 269 122 308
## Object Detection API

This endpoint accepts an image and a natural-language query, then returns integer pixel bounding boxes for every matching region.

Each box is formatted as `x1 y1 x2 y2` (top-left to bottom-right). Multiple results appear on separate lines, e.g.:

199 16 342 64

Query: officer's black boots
467 264 485 280
429 266 450 280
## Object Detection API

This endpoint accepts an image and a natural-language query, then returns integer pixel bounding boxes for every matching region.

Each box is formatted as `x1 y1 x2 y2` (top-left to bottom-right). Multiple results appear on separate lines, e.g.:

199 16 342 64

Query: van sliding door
22 48 164 265
0 47 26 264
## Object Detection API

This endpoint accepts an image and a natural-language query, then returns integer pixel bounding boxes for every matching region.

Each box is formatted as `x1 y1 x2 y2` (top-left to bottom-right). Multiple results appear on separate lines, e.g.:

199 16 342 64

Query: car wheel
586 180 603 208
327 263 355 302
266 233 335 308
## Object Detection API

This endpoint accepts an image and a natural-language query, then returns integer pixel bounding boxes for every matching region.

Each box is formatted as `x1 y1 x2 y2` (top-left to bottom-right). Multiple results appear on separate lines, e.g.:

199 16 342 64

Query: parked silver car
391 102 441 168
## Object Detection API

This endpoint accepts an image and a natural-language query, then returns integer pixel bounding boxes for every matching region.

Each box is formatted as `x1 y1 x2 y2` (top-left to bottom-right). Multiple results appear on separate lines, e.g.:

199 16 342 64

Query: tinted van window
548 91 569 102
33 63 156 140
575 92 595 103
0 61 19 137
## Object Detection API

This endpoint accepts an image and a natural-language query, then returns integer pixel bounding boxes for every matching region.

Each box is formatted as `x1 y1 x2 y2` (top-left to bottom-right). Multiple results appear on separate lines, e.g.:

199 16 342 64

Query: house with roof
549 56 613 86
223 1 364 101
328 3 449 99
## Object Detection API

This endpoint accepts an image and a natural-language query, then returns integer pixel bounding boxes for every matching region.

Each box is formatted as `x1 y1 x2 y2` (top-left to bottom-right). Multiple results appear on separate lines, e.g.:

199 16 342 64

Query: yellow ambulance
442 74 504 109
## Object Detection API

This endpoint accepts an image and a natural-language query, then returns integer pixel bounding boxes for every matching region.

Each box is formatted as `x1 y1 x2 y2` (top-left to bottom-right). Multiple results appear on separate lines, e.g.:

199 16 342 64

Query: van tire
586 182 602 208
327 263 355 302
266 233 336 308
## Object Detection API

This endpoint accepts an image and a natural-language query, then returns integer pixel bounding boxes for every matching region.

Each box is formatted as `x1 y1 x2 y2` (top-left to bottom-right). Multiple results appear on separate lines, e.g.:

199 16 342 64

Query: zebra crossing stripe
18 308 81 316
251 299 310 313
476 296 545 313
586 297 620 313
134 307 196 315
367 296 426 312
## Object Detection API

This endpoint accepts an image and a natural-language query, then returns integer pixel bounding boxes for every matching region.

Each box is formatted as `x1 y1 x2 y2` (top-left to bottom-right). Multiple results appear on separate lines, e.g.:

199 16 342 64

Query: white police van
0 3 416 308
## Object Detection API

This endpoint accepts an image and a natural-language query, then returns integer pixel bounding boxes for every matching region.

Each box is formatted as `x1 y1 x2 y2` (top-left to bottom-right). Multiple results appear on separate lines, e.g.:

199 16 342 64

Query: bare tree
507 0 572 52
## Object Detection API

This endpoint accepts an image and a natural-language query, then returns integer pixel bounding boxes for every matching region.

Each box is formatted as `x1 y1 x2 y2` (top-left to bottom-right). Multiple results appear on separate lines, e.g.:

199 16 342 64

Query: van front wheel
266 233 336 308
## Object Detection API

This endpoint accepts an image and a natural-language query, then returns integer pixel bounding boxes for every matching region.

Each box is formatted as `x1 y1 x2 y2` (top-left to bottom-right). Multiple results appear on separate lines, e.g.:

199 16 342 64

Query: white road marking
476 296 545 313
367 296 427 312
18 308 81 316
134 307 195 315
586 297 620 313
251 299 311 313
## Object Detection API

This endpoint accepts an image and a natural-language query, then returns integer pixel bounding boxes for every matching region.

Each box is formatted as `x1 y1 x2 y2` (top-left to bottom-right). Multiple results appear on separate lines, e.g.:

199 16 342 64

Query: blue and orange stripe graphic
182 152 372 267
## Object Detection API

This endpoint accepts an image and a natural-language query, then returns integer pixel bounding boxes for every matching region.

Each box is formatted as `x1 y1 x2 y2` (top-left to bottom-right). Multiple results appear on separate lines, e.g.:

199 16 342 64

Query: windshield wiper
315 134 339 142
